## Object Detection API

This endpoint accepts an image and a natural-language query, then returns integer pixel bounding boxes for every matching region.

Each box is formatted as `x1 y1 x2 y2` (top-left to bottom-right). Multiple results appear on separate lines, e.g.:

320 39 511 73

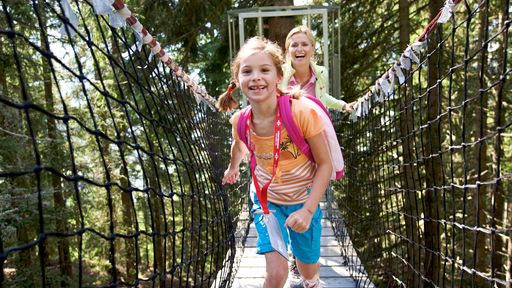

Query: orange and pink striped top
231 99 324 205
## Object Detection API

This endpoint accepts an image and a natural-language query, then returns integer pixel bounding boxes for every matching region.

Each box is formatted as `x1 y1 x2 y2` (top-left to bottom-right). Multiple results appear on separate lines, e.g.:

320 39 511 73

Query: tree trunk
507 183 512 288
0 24 35 283
492 0 508 282
94 34 118 282
119 151 137 281
0 33 6 97
148 163 165 287
39 1 72 283
473 3 490 286
265 0 295 51
424 0 443 286
0 33 4 287
398 1 421 286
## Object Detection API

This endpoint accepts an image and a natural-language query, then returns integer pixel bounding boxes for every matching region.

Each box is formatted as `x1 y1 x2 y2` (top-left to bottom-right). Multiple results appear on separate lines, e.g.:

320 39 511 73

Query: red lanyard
246 104 282 214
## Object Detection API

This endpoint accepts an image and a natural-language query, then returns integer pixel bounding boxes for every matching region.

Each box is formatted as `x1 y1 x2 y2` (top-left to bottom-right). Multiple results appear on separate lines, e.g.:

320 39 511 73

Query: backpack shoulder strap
304 95 330 120
236 106 258 172
278 95 314 162
236 106 252 147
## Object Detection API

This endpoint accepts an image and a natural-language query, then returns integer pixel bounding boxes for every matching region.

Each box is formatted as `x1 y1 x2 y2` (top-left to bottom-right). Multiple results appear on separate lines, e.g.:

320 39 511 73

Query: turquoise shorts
250 191 323 264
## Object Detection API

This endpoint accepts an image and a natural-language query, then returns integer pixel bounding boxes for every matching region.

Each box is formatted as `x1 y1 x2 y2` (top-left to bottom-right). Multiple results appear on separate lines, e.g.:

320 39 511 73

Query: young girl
216 37 330 288
280 26 354 113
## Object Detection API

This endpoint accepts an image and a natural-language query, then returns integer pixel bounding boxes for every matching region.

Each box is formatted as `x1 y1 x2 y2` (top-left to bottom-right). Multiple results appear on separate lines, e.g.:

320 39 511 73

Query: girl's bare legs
296 259 321 288
264 252 289 288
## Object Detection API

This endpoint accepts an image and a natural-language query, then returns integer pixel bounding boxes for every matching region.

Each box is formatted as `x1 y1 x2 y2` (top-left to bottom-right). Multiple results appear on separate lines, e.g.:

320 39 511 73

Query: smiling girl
216 37 330 288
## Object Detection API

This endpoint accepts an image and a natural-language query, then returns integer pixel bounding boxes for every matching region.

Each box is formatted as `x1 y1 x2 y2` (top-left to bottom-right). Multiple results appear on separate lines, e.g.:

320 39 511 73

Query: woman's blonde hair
216 37 285 112
284 25 316 60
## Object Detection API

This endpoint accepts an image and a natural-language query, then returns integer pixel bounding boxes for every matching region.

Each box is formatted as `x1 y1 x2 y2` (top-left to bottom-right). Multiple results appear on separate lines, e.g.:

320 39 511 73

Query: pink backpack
237 94 345 180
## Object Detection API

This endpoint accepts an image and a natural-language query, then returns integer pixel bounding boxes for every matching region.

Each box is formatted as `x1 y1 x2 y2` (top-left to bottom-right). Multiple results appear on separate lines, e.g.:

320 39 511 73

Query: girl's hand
284 208 314 233
222 166 240 185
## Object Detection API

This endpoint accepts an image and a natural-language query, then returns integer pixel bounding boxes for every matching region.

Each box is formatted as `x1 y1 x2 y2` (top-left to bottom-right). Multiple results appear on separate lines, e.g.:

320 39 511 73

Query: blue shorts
250 191 323 264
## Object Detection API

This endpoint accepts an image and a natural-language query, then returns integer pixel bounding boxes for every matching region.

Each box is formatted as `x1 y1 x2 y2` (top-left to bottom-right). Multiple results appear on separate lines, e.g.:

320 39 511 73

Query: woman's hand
344 101 356 113
222 166 240 185
284 208 314 233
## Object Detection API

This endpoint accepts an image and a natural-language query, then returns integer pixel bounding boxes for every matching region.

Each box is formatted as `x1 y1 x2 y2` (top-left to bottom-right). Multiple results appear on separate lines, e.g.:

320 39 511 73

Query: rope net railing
331 0 510 287
0 1 250 287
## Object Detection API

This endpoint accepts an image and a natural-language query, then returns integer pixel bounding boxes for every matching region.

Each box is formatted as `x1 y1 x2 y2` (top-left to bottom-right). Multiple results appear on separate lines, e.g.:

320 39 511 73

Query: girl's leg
263 251 288 288
287 202 323 288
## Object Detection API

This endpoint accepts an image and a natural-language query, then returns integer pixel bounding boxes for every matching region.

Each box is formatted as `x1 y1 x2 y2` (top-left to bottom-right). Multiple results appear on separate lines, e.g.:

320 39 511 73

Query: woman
280 25 354 113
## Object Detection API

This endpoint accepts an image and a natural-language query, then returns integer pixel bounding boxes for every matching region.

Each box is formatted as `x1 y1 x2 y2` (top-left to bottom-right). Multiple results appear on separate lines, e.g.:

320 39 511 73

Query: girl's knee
265 264 288 286
296 260 319 280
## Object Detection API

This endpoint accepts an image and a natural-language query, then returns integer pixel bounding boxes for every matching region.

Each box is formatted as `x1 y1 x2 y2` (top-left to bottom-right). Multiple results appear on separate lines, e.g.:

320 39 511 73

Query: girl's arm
285 132 332 232
303 131 332 213
222 139 247 185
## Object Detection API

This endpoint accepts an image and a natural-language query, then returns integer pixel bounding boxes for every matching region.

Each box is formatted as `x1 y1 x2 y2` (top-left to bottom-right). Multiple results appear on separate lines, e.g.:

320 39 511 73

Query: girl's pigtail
216 81 239 112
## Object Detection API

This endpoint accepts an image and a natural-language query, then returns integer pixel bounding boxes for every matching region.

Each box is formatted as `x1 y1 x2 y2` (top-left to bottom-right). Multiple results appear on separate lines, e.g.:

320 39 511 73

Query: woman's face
287 32 314 67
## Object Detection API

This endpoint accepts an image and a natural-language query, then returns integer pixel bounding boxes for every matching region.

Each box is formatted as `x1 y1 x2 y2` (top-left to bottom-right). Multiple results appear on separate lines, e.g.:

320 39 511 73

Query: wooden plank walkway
232 204 357 288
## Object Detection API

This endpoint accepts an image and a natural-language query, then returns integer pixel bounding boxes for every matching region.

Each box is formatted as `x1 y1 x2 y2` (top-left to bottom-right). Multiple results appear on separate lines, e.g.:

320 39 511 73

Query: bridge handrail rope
349 0 462 122
62 0 217 108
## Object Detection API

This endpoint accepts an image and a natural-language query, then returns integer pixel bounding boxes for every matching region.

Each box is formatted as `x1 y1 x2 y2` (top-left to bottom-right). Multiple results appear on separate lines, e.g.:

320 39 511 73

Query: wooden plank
235 265 353 278
232 277 356 288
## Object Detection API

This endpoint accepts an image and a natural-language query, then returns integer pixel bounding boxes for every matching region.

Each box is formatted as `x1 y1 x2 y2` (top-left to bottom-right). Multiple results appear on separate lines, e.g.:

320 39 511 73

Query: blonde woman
280 25 354 113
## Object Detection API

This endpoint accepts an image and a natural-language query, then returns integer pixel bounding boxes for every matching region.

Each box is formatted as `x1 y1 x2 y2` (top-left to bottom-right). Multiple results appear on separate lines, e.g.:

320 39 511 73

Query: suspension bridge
0 1 510 287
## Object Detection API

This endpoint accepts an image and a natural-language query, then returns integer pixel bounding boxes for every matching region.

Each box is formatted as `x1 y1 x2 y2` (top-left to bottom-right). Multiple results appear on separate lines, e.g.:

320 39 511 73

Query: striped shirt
231 98 324 205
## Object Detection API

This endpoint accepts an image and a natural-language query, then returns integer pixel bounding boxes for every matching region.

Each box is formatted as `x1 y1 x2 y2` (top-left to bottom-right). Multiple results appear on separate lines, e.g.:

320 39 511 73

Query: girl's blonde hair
216 37 285 112
284 25 316 60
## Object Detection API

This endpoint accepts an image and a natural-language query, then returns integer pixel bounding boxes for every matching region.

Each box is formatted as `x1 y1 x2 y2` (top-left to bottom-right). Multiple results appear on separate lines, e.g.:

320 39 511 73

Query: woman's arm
316 65 349 112
321 93 348 111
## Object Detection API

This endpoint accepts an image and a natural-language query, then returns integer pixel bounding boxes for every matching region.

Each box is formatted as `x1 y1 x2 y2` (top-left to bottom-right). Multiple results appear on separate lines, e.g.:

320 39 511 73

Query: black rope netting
332 1 510 287
0 1 250 287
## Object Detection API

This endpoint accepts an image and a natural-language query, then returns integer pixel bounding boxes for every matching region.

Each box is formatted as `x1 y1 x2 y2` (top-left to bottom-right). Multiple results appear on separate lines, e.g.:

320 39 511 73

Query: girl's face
238 51 281 104
288 32 314 67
